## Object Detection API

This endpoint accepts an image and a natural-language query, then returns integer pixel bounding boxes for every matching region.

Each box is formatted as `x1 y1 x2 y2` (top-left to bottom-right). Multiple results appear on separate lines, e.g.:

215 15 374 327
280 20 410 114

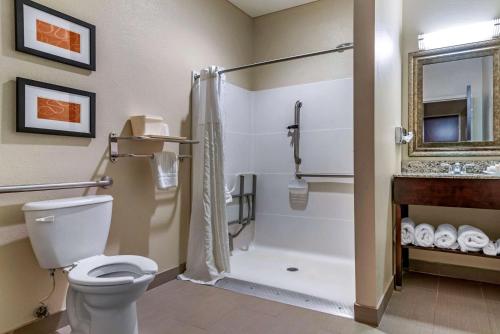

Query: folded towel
457 225 489 252
414 223 435 248
434 224 459 249
150 151 178 190
224 184 233 204
401 217 415 245
496 239 500 254
483 241 497 256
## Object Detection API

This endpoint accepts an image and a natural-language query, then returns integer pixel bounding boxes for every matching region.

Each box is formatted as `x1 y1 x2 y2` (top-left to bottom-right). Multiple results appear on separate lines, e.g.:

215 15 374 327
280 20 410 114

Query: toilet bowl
65 255 157 334
22 195 158 334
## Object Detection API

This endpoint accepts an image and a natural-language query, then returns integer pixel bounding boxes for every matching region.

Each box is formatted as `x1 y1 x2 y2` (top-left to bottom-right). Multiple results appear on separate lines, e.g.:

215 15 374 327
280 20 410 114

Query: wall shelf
108 132 199 162
402 244 495 259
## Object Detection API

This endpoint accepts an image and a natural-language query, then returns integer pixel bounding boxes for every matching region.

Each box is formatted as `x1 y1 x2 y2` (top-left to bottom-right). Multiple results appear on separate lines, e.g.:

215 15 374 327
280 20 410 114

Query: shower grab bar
0 176 113 194
296 173 354 179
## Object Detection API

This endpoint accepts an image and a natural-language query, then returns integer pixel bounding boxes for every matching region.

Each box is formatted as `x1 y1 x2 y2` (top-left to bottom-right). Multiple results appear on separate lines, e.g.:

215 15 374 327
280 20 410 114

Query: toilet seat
68 255 158 286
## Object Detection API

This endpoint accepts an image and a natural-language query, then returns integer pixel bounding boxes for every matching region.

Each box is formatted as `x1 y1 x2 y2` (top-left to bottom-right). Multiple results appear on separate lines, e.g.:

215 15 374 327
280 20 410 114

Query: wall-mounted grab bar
296 173 354 179
0 176 113 194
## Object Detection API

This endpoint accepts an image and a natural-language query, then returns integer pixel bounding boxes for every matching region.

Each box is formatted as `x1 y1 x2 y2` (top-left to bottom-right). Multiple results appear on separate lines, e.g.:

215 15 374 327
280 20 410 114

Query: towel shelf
402 244 494 259
109 132 198 162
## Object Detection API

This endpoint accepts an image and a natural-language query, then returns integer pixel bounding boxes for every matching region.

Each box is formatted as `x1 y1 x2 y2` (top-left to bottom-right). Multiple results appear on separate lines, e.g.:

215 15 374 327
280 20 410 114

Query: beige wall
402 0 500 271
0 0 253 332
374 0 402 304
251 0 353 90
354 0 402 309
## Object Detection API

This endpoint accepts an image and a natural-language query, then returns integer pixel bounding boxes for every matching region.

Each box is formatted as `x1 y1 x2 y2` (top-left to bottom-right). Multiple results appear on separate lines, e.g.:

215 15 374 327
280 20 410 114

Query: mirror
409 40 500 156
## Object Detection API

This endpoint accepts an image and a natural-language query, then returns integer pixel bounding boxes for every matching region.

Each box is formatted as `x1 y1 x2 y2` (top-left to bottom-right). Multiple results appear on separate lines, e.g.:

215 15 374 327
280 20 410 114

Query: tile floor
379 272 500 334
54 272 500 334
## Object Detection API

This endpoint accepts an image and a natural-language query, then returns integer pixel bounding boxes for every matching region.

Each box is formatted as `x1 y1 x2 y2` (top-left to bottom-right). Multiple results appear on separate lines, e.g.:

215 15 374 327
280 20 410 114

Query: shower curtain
179 66 230 284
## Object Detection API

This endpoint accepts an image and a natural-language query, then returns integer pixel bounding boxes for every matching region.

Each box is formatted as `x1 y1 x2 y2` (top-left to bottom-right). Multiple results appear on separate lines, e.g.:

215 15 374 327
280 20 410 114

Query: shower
216 38 355 318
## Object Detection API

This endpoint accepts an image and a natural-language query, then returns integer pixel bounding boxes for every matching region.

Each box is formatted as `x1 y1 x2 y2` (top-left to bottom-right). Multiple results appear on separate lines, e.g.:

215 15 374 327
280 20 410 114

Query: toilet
23 195 158 334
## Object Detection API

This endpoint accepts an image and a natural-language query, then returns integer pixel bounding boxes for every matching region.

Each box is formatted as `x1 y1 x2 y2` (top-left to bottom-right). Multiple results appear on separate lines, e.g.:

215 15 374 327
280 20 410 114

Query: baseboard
410 259 500 285
354 276 394 326
10 263 186 334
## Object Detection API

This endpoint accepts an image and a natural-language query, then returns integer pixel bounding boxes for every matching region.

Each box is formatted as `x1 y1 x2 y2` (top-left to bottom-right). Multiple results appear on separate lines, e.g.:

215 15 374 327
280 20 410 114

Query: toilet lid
68 255 158 286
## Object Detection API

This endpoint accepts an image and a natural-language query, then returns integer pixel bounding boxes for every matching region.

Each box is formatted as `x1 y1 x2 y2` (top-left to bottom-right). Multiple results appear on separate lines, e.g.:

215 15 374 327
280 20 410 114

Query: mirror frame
408 39 500 156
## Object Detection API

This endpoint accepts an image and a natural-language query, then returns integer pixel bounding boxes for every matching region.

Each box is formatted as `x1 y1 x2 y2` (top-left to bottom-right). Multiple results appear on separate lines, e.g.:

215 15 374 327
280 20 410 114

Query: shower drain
286 267 299 272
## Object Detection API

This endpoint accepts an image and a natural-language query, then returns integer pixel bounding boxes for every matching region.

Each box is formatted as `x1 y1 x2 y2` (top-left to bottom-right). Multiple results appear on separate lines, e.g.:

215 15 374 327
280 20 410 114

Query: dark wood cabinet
393 175 500 288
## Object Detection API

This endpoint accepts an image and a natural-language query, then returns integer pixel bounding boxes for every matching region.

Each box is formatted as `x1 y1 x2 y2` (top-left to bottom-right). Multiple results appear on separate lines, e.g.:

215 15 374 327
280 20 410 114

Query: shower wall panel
222 78 354 259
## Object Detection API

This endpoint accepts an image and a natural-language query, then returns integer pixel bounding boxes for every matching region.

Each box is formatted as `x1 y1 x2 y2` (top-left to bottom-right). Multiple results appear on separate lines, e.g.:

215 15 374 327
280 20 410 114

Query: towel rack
296 172 354 179
108 133 199 162
0 176 113 194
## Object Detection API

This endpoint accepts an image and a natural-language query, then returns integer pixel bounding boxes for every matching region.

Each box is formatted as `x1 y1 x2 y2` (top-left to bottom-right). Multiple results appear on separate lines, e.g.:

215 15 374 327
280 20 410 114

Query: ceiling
227 0 319 17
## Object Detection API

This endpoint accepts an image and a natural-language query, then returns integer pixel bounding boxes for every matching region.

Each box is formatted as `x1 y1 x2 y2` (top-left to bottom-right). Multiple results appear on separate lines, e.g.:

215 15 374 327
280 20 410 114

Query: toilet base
67 287 140 334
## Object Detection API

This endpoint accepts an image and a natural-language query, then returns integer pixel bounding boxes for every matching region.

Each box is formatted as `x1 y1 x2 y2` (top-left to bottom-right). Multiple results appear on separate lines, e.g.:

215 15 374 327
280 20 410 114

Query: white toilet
23 195 158 334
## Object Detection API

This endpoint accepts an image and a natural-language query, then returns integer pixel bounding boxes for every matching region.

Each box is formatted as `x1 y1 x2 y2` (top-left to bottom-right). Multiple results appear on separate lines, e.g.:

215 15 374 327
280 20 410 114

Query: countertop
394 173 500 179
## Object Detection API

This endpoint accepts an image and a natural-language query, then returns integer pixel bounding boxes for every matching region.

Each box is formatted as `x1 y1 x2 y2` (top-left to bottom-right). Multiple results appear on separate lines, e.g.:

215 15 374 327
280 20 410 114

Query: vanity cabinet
393 175 500 288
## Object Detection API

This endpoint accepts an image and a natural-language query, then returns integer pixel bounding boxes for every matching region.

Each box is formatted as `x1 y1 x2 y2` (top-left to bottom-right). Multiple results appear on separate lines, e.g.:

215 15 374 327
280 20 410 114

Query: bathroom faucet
441 162 475 175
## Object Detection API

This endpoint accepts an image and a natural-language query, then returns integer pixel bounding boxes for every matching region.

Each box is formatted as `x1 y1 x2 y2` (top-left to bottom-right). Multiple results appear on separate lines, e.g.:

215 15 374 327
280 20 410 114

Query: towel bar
296 172 354 179
109 132 198 162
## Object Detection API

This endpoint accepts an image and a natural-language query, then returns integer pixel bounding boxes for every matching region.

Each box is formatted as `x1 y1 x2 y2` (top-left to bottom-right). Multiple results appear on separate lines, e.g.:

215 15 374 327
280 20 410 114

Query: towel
414 223 435 248
150 151 178 190
496 239 500 254
483 241 497 256
434 224 459 249
401 217 415 245
457 225 489 252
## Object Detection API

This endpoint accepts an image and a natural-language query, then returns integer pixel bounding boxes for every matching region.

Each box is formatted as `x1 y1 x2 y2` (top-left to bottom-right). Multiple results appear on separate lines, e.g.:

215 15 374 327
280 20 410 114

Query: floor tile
433 294 491 334
438 277 483 299
482 283 500 302
49 275 500 334
403 272 439 291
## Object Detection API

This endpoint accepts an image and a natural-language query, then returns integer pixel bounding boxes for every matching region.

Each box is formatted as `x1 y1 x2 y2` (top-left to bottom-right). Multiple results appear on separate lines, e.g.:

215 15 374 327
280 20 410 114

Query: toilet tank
23 195 113 269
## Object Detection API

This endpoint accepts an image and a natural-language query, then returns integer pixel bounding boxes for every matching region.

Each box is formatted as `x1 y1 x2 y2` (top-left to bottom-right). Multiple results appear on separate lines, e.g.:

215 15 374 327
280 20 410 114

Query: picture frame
17 77 96 138
15 0 96 71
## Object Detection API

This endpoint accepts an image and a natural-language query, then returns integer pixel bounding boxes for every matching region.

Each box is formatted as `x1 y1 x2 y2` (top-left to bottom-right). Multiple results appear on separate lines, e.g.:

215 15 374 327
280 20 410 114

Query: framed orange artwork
15 0 96 70
17 78 96 138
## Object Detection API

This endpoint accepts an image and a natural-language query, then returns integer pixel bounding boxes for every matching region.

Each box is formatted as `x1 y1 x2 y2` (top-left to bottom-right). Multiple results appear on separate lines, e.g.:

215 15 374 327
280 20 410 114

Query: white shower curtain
179 67 230 284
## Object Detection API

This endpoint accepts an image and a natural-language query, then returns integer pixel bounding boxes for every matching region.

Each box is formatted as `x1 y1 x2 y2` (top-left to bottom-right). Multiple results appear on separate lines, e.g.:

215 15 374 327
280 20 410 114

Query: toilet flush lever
35 216 55 223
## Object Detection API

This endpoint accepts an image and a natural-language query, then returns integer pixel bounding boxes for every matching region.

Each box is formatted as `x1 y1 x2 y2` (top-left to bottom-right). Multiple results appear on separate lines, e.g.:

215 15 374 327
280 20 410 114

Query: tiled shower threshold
216 277 354 319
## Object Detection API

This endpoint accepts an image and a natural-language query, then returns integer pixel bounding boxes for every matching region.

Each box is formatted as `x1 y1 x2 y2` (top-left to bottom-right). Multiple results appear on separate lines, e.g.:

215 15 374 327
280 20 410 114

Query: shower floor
219 245 355 318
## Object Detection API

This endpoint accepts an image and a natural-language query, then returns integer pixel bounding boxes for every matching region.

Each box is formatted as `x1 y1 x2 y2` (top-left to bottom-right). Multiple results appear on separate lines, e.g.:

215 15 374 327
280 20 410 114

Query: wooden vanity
393 174 500 289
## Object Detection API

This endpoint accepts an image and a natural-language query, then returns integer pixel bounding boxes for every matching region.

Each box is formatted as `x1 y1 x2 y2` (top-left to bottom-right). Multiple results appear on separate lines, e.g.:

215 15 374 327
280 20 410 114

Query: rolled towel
457 225 489 252
401 217 415 245
434 224 459 249
483 241 497 256
414 223 435 248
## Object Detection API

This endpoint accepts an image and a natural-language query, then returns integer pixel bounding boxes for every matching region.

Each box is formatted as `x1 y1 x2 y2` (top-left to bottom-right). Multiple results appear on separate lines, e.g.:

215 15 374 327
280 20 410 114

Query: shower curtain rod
194 42 353 79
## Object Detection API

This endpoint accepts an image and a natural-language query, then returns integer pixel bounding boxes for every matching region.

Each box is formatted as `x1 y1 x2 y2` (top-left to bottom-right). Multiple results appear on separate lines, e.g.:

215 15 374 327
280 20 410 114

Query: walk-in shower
217 40 355 318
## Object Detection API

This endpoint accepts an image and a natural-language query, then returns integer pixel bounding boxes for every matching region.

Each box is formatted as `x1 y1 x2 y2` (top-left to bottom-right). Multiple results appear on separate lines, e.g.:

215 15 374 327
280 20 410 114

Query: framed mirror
408 40 500 156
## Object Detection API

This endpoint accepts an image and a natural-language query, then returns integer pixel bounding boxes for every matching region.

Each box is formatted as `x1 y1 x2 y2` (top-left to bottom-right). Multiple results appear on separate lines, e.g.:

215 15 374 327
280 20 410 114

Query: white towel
401 217 415 245
483 241 497 256
434 224 459 250
150 151 178 190
414 223 435 248
457 225 489 252
496 239 500 254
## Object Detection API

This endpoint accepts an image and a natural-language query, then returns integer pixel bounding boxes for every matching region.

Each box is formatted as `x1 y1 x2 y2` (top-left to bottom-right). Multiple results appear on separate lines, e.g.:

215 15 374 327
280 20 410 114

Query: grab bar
296 173 354 179
0 176 113 194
